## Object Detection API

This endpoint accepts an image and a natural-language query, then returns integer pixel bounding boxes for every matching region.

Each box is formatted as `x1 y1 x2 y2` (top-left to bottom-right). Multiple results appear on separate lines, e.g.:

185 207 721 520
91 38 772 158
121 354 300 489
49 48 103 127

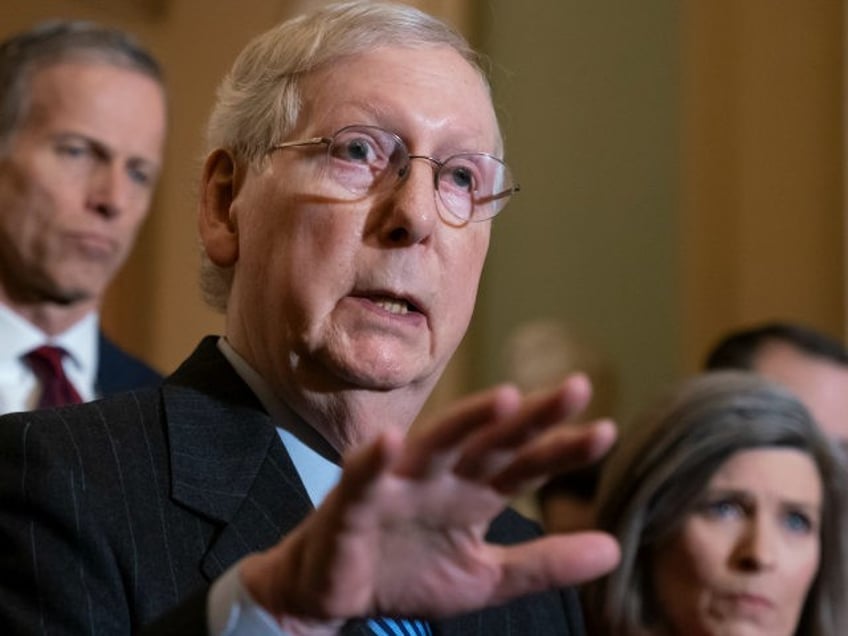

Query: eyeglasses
268 124 519 224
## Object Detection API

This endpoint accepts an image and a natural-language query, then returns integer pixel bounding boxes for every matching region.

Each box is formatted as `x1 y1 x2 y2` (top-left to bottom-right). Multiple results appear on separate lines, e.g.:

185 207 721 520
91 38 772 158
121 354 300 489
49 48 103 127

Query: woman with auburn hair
583 371 848 636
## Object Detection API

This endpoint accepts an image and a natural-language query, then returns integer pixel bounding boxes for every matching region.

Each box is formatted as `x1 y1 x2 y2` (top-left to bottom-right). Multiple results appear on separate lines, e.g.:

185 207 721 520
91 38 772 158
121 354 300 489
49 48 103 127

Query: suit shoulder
0 388 164 458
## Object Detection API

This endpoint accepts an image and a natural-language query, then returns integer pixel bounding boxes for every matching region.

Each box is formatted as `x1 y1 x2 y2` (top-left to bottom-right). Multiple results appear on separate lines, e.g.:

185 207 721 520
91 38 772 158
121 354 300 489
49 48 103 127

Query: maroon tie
25 345 83 408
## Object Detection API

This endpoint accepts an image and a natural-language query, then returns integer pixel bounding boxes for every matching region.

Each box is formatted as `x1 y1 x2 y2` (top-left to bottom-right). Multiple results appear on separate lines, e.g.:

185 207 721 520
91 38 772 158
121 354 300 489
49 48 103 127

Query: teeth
374 298 409 315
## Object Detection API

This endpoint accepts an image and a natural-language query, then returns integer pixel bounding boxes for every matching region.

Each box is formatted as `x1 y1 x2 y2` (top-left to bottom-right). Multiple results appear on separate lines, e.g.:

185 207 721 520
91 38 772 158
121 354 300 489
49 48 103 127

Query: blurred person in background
705 321 848 446
583 371 848 636
0 19 166 412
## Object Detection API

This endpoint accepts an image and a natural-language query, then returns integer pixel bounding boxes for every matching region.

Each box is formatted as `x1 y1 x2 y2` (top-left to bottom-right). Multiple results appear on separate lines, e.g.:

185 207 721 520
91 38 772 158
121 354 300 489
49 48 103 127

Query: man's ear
198 148 241 267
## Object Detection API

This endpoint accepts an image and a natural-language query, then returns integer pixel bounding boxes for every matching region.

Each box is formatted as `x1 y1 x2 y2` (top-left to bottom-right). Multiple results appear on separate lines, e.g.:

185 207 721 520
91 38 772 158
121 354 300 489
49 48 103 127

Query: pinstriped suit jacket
0 337 586 635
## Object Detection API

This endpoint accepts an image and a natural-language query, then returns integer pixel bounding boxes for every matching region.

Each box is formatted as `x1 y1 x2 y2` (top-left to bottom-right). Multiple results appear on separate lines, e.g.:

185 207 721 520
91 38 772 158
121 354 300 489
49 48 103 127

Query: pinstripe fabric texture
0 337 586 635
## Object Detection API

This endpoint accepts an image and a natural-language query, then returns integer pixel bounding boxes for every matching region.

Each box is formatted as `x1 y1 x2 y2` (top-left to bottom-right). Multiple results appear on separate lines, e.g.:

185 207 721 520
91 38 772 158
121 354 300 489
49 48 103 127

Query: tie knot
24 345 82 408
25 345 68 375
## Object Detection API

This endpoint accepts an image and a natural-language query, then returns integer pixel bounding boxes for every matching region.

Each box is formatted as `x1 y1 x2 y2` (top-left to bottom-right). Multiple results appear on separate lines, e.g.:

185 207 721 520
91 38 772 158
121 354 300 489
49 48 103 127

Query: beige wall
478 0 846 420
479 0 681 420
681 0 845 370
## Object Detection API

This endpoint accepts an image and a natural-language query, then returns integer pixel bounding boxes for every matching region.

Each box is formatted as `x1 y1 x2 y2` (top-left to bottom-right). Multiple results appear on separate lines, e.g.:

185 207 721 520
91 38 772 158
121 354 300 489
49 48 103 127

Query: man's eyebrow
53 131 160 169
52 132 110 156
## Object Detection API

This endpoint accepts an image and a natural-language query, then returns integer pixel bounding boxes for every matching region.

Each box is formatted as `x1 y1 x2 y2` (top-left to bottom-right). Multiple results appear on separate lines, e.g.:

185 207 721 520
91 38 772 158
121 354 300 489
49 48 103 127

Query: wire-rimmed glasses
268 124 519 224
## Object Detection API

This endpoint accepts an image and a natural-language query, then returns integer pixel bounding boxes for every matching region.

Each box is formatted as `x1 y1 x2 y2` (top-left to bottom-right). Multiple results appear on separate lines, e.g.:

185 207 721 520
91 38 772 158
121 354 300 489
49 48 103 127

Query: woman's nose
733 516 779 572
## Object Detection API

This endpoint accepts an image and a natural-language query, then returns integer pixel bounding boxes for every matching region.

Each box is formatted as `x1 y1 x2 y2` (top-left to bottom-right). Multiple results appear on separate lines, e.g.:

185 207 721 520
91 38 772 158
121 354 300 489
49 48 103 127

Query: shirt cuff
208 562 288 636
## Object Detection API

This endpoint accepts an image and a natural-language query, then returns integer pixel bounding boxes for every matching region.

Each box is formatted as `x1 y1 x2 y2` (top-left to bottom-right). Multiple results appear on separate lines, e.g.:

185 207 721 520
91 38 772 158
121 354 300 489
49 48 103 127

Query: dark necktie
367 617 432 635
25 345 83 408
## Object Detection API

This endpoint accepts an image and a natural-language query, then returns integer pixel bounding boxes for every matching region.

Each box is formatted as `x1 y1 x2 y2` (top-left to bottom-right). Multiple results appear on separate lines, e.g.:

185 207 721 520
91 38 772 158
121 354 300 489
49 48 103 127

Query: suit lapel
157 339 582 634
197 444 315 581
161 337 314 580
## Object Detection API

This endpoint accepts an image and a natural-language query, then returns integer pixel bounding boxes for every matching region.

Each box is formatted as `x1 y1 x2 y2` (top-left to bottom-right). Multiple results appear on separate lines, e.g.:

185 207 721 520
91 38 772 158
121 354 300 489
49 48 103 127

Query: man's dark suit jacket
0 337 586 635
97 332 162 395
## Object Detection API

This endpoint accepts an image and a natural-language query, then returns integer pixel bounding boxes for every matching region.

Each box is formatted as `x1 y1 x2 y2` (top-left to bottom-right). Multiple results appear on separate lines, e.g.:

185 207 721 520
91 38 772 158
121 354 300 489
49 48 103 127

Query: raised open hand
242 375 620 630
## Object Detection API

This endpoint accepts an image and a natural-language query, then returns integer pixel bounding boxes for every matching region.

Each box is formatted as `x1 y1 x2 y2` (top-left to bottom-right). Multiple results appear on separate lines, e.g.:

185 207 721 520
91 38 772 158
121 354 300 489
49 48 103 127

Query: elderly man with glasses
0 3 618 634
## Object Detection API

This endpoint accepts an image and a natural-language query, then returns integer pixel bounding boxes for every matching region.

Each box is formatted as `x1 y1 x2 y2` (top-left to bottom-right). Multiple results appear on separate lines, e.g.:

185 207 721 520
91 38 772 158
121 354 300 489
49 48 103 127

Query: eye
341 138 373 163
127 163 154 188
55 140 93 159
330 129 392 168
701 498 745 520
447 165 475 192
782 509 814 535
129 170 150 187
440 156 485 194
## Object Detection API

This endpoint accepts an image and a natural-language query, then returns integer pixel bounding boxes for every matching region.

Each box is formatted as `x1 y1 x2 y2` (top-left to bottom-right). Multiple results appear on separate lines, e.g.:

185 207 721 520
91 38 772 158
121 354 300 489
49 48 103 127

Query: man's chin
327 352 438 394
341 366 424 392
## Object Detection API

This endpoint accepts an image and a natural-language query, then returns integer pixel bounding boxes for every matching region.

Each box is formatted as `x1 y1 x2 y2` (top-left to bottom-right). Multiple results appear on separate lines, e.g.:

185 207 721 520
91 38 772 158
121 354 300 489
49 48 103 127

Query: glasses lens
437 154 514 222
326 126 405 195
320 126 516 223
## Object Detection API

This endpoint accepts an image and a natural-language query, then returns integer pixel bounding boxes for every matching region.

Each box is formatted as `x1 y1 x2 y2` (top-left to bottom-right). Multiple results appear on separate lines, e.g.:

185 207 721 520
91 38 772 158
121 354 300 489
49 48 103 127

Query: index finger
394 384 522 478
452 374 593 481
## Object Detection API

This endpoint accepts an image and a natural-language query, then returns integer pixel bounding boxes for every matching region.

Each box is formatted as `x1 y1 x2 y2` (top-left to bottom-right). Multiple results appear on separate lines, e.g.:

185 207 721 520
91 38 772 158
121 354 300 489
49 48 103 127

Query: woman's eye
702 499 744 519
783 510 814 534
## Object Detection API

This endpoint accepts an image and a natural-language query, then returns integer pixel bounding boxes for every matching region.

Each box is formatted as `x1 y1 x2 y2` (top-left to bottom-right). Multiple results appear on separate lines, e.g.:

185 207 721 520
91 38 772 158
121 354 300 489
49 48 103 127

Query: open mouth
371 293 426 317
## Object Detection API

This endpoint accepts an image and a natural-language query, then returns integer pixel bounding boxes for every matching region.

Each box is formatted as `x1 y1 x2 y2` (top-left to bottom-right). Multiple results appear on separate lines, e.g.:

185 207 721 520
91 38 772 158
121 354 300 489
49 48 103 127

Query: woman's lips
719 591 775 615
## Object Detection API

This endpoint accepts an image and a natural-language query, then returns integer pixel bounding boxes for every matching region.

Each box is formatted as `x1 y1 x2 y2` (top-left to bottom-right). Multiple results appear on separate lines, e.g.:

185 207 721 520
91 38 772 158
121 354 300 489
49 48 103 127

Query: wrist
240 551 345 635
278 617 344 636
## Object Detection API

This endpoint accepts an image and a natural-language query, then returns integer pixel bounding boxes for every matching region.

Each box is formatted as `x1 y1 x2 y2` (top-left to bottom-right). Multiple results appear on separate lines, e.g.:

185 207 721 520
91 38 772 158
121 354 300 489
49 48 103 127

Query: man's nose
87 161 129 219
377 158 439 245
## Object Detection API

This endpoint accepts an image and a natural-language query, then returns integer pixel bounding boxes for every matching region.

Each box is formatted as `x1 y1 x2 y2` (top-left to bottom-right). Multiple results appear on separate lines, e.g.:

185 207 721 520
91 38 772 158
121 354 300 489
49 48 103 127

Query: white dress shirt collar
216 337 342 507
0 304 98 411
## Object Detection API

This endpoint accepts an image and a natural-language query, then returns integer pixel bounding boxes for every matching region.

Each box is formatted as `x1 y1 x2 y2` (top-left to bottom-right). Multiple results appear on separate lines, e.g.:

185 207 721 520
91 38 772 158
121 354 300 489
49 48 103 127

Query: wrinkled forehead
298 46 502 155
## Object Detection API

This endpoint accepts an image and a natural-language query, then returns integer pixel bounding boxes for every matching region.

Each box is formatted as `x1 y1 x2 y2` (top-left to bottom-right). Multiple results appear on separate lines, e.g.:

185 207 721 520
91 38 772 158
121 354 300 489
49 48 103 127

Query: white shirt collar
0 304 97 366
216 337 342 506
0 304 99 408
54 313 99 380
0 304 48 362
